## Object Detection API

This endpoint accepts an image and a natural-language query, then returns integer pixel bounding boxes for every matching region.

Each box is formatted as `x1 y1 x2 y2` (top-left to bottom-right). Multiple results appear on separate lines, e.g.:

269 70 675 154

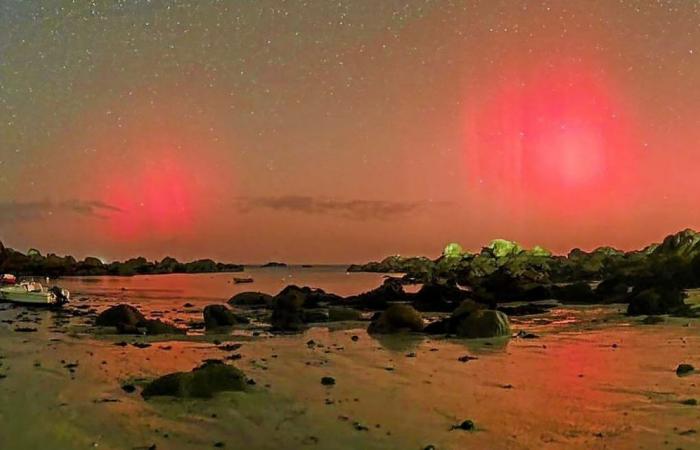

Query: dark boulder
595 278 631 303
275 285 342 308
203 305 249 330
410 283 471 312
270 287 307 331
228 292 273 308
627 286 688 316
95 304 146 327
141 360 247 398
367 304 424 334
449 302 510 338
426 300 510 338
346 279 407 310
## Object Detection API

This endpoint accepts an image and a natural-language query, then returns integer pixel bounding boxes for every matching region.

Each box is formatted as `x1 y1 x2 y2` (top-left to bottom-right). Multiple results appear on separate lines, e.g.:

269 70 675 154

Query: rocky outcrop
141 360 247 398
410 283 471 312
346 278 407 310
95 304 185 335
367 304 424 334
228 292 273 308
203 305 249 329
627 286 688 316
270 287 307 331
95 304 146 327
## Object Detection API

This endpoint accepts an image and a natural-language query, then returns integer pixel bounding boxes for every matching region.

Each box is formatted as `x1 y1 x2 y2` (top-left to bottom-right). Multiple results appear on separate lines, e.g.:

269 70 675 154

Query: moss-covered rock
426 300 511 338
450 309 510 338
367 304 424 334
141 360 247 398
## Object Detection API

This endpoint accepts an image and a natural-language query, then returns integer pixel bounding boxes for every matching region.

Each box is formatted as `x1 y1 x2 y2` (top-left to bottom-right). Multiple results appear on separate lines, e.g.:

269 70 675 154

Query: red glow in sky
465 60 640 218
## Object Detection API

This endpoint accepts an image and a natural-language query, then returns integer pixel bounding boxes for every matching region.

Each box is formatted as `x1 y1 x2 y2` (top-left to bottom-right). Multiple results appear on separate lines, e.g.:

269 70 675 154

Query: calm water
59 265 392 315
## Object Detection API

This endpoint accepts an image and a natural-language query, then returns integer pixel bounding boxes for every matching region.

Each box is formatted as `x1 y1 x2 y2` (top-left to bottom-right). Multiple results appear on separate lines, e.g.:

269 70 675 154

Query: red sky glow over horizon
1 1 700 263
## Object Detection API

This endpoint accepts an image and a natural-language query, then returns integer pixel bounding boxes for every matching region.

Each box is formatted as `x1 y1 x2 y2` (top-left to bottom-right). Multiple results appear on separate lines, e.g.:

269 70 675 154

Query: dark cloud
0 199 123 223
235 196 447 220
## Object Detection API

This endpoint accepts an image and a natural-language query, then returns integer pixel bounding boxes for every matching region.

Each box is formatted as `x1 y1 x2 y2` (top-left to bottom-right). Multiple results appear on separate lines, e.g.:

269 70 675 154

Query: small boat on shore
233 277 254 284
0 281 70 306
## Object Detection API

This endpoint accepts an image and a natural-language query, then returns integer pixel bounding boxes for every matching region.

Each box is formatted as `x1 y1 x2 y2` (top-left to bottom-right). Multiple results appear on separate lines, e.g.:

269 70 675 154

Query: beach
0 268 699 449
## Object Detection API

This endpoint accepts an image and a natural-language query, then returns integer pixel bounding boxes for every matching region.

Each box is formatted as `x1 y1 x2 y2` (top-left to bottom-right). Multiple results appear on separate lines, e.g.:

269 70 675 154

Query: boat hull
0 289 58 305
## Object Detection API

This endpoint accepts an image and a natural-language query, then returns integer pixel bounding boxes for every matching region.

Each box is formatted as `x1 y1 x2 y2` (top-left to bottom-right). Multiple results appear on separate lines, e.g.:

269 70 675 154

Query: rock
203 305 248 330
143 319 186 335
676 364 695 377
328 307 362 322
142 360 247 398
95 304 146 327
346 278 407 310
367 304 424 334
434 300 510 339
594 278 630 303
451 309 510 338
410 283 471 312
627 286 688 316
321 376 336 386
680 398 698 406
228 292 273 308
451 419 476 431
121 384 136 393
270 287 307 331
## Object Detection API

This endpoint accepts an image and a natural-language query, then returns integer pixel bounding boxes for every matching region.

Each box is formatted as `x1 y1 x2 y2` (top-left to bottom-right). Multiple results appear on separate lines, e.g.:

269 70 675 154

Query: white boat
0 282 70 306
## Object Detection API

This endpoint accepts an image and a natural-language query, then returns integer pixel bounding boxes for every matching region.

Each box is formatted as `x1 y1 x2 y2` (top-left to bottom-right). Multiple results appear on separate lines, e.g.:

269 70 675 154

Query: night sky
1 1 699 263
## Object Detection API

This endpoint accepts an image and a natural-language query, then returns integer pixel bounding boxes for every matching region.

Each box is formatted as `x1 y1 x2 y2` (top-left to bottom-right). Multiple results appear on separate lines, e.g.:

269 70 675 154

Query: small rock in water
451 419 475 431
321 376 336 386
514 330 539 339
353 421 369 431
676 364 695 376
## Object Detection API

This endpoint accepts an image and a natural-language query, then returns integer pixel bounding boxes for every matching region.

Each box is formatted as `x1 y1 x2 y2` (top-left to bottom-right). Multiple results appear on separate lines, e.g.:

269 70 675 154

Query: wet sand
1 277 699 449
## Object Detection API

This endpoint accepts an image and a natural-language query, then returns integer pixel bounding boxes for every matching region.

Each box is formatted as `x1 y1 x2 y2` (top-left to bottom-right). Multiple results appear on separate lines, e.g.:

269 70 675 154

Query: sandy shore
1 295 700 450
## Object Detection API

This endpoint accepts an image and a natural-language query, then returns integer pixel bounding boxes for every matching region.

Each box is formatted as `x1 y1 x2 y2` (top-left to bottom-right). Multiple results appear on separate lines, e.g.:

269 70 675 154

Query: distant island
0 241 243 277
261 262 288 268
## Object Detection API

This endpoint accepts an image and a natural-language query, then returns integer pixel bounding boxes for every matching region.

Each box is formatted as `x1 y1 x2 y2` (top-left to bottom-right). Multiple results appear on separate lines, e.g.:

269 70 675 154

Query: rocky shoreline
0 242 243 277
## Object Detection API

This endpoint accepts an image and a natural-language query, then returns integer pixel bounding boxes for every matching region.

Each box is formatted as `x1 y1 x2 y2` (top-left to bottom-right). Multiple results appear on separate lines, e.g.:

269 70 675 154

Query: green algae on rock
142 360 247 399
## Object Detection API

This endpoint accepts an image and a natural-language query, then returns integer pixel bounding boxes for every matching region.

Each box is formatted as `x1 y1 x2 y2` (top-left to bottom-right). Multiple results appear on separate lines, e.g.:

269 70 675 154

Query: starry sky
1 0 699 263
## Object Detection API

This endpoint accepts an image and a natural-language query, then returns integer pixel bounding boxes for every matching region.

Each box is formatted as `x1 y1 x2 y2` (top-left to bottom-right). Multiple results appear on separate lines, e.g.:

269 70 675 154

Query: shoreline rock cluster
348 229 700 317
